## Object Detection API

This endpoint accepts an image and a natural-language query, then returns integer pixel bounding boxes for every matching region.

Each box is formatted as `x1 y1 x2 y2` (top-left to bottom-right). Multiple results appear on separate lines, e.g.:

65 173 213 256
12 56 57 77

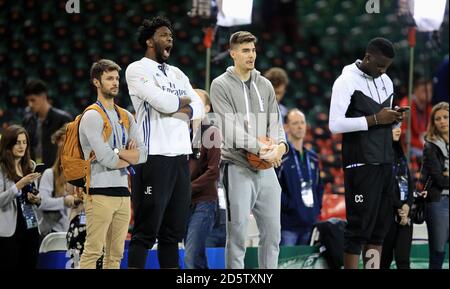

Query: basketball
247 136 274 170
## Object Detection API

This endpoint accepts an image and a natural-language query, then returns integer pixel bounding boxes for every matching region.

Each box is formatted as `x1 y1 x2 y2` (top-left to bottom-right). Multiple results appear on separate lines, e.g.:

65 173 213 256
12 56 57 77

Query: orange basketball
246 136 274 170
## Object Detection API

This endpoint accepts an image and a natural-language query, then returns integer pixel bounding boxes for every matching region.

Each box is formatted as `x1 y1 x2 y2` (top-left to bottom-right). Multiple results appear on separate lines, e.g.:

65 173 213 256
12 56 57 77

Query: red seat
319 193 346 221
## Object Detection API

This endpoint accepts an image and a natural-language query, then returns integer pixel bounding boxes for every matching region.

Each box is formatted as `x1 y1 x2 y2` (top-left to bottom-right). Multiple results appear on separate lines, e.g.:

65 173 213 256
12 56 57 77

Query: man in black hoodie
329 37 404 269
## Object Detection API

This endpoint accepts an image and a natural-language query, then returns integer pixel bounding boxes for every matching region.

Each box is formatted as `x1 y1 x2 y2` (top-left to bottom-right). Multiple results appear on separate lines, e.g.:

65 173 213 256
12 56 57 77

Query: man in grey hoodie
210 31 288 269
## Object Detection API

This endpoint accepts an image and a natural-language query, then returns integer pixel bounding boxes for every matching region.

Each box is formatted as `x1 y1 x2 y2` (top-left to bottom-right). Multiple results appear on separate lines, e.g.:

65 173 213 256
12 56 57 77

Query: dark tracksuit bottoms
128 155 191 268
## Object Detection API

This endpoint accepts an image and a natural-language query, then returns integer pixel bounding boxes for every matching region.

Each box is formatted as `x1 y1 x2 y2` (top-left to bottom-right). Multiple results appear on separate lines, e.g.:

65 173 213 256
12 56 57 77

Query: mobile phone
396 106 410 113
34 163 46 174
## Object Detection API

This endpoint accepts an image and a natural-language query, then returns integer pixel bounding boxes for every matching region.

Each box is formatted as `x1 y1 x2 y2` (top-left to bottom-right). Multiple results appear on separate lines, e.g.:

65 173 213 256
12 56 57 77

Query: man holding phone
395 106 410 113
329 37 403 269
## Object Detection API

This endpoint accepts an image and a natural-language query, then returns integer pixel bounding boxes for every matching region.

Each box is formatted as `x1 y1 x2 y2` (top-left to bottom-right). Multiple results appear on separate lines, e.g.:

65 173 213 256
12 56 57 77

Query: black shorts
343 164 394 255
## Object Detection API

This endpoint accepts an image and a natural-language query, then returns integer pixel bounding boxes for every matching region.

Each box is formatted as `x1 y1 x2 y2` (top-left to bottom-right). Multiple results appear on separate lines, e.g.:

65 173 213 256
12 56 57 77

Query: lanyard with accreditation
96 101 135 176
290 144 314 208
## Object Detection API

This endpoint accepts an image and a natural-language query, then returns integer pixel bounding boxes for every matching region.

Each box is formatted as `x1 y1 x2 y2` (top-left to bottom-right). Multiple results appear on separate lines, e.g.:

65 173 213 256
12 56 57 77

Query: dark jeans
206 208 227 248
280 227 313 246
426 195 449 269
381 218 413 269
0 227 40 269
184 200 217 269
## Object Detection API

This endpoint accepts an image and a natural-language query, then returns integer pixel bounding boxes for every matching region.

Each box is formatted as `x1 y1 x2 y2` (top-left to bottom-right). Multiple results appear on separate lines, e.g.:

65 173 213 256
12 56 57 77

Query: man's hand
127 139 137 150
259 146 276 161
375 107 403 124
398 204 410 218
118 139 141 164
366 107 403 126
179 96 192 108
260 144 286 168
443 170 449 177
257 136 275 156
399 216 409 226
258 138 275 156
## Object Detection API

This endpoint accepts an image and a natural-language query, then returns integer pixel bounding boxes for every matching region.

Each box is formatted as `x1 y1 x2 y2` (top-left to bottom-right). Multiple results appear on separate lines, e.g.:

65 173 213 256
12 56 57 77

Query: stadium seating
1 0 448 222
39 232 68 253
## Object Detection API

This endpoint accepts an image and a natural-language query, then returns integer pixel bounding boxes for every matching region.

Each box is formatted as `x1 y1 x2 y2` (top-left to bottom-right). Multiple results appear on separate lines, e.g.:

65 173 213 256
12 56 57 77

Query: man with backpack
73 59 147 269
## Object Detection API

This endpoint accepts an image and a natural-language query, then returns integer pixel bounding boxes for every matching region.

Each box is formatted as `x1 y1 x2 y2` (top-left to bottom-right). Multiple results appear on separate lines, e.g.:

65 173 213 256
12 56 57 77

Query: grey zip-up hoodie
210 66 286 169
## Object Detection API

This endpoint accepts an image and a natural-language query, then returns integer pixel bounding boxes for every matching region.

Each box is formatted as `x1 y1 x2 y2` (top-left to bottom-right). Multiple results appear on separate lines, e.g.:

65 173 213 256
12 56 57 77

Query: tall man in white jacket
126 16 204 268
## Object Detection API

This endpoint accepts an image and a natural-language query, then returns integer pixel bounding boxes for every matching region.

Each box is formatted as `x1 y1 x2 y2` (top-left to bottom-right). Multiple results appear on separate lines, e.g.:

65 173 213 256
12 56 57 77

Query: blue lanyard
96 101 135 176
393 157 408 177
290 144 312 182
96 101 126 149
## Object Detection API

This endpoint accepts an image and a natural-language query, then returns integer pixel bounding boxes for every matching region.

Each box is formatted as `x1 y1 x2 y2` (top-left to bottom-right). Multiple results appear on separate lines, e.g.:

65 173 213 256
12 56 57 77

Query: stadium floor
38 243 448 269
245 243 449 269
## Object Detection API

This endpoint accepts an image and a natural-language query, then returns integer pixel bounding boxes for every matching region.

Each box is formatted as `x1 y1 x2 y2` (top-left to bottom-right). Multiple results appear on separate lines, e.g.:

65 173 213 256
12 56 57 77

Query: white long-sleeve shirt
126 57 204 156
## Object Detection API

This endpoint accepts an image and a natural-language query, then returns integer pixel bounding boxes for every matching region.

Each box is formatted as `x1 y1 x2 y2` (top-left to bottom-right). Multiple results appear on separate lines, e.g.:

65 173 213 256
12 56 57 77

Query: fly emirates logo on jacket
152 69 187 98
161 83 186 97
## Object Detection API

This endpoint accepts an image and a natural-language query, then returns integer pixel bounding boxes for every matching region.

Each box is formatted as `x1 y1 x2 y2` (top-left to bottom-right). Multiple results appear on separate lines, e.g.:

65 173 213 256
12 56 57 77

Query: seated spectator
0 125 42 268
399 78 433 157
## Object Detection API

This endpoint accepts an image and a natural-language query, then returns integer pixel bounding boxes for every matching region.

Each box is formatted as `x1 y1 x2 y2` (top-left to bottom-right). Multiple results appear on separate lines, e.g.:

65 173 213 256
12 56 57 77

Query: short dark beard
101 87 117 99
154 42 167 63
98 80 118 99
103 92 115 99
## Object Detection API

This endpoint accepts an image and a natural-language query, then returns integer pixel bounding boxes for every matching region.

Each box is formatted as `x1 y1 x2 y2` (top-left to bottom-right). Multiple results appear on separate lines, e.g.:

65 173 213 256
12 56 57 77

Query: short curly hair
137 16 173 49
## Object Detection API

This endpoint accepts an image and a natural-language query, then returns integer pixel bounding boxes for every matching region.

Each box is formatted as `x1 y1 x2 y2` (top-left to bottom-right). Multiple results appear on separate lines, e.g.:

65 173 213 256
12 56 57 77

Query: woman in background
422 102 449 269
38 125 77 237
0 125 42 268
